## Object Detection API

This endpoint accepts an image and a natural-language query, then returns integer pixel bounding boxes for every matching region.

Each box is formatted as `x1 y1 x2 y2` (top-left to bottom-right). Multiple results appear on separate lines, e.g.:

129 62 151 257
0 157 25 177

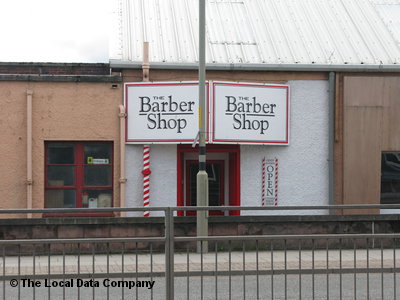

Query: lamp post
197 0 208 254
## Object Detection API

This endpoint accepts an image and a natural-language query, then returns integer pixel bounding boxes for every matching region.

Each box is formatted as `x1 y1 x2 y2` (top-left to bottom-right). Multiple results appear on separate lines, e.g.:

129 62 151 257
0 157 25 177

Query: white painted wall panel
126 144 177 216
125 81 329 216
240 80 330 215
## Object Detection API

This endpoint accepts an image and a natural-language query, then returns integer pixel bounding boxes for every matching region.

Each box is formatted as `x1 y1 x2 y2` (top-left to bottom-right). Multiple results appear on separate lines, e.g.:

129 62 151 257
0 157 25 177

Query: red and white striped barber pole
262 157 278 206
142 145 151 217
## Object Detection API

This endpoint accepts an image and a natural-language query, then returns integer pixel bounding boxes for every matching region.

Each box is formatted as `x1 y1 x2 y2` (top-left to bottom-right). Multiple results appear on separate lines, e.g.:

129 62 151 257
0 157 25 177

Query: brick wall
0 215 399 254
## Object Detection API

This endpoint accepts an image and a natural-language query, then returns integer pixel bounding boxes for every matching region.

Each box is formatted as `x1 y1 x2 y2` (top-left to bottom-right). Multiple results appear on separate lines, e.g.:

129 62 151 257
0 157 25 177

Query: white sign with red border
125 82 209 144
125 81 289 144
262 157 279 206
212 82 290 145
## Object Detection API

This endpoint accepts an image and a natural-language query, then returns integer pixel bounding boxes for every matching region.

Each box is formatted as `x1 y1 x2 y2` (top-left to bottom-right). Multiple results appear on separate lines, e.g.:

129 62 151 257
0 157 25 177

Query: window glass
45 142 113 211
189 164 197 207
381 152 400 204
207 164 222 207
84 144 112 164
189 163 222 207
47 166 74 186
84 166 112 186
45 189 76 208
48 144 74 164
82 190 112 208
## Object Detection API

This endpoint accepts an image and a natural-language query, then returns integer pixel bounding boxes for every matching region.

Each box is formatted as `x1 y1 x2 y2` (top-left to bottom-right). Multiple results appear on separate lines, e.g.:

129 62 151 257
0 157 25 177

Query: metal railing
0 205 399 299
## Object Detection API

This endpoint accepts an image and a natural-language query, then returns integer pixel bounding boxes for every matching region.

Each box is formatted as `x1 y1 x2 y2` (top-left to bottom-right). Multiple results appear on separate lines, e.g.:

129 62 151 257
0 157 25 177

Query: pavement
1 248 399 277
0 249 399 299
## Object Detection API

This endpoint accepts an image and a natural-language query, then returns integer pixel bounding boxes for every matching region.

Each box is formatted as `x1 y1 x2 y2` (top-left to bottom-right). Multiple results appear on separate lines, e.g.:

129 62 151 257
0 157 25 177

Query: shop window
381 152 400 204
45 142 113 212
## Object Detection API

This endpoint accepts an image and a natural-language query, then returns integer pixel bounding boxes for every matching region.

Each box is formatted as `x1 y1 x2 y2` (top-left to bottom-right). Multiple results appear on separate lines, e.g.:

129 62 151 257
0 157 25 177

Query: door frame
177 144 240 216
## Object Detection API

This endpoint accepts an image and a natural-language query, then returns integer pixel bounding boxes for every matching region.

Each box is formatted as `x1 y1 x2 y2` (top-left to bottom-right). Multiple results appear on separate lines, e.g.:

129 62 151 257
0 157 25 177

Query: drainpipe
142 42 151 217
328 72 335 214
27 90 33 218
119 105 127 217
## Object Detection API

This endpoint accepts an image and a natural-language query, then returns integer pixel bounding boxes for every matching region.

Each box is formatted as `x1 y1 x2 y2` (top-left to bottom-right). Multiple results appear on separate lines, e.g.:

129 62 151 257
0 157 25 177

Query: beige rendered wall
338 76 400 213
0 81 122 212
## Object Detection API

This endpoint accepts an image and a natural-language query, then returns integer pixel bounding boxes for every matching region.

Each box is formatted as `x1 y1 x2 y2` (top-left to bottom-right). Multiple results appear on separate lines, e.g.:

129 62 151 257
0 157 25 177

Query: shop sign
125 82 209 144
212 82 289 145
262 157 278 206
125 81 289 144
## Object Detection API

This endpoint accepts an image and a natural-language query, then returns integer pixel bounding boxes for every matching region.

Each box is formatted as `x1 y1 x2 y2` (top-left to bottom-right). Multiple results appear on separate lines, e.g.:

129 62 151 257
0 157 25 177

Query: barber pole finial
142 145 151 217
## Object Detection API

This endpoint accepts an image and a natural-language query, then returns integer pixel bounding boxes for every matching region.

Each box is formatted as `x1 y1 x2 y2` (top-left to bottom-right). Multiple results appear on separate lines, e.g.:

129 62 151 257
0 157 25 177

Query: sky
0 0 113 63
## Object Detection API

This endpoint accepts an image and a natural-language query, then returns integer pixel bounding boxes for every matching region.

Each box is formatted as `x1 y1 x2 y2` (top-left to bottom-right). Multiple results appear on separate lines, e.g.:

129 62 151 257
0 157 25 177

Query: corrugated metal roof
375 3 400 47
110 0 400 66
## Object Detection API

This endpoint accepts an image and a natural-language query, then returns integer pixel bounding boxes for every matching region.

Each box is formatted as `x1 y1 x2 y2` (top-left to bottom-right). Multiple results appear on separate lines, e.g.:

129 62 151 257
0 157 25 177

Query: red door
185 160 225 216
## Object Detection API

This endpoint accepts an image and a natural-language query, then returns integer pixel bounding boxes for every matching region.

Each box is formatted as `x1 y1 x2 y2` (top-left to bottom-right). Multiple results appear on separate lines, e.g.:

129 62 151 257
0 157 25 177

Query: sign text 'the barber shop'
125 81 289 144
125 82 205 143
212 82 289 145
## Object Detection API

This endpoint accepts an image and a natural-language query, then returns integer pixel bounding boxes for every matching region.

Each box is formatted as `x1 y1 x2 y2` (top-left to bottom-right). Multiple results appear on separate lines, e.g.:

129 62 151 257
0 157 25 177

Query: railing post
165 207 174 300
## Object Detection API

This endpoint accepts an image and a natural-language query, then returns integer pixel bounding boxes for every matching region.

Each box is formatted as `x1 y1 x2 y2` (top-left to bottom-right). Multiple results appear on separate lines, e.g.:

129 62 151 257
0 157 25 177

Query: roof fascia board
0 74 122 82
110 59 400 72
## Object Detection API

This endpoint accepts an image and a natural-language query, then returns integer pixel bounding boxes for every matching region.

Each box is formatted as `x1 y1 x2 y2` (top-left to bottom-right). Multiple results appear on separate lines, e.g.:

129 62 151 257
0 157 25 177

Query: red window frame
44 141 114 217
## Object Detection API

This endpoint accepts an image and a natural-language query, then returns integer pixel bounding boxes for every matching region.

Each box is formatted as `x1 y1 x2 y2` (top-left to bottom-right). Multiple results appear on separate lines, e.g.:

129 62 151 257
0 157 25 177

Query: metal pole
328 72 335 215
197 0 208 253
26 90 33 218
142 42 151 217
165 207 174 300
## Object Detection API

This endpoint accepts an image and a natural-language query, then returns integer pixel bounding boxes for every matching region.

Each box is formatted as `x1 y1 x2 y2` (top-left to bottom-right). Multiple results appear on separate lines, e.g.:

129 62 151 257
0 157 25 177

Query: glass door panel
185 160 225 216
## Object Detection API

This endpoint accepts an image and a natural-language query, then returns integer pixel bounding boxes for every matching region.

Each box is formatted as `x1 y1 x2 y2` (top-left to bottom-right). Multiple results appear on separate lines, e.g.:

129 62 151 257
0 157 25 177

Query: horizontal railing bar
175 233 400 241
0 272 166 281
174 204 400 211
0 237 165 245
0 204 399 214
173 268 400 277
2 268 399 281
0 233 398 245
0 207 170 214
